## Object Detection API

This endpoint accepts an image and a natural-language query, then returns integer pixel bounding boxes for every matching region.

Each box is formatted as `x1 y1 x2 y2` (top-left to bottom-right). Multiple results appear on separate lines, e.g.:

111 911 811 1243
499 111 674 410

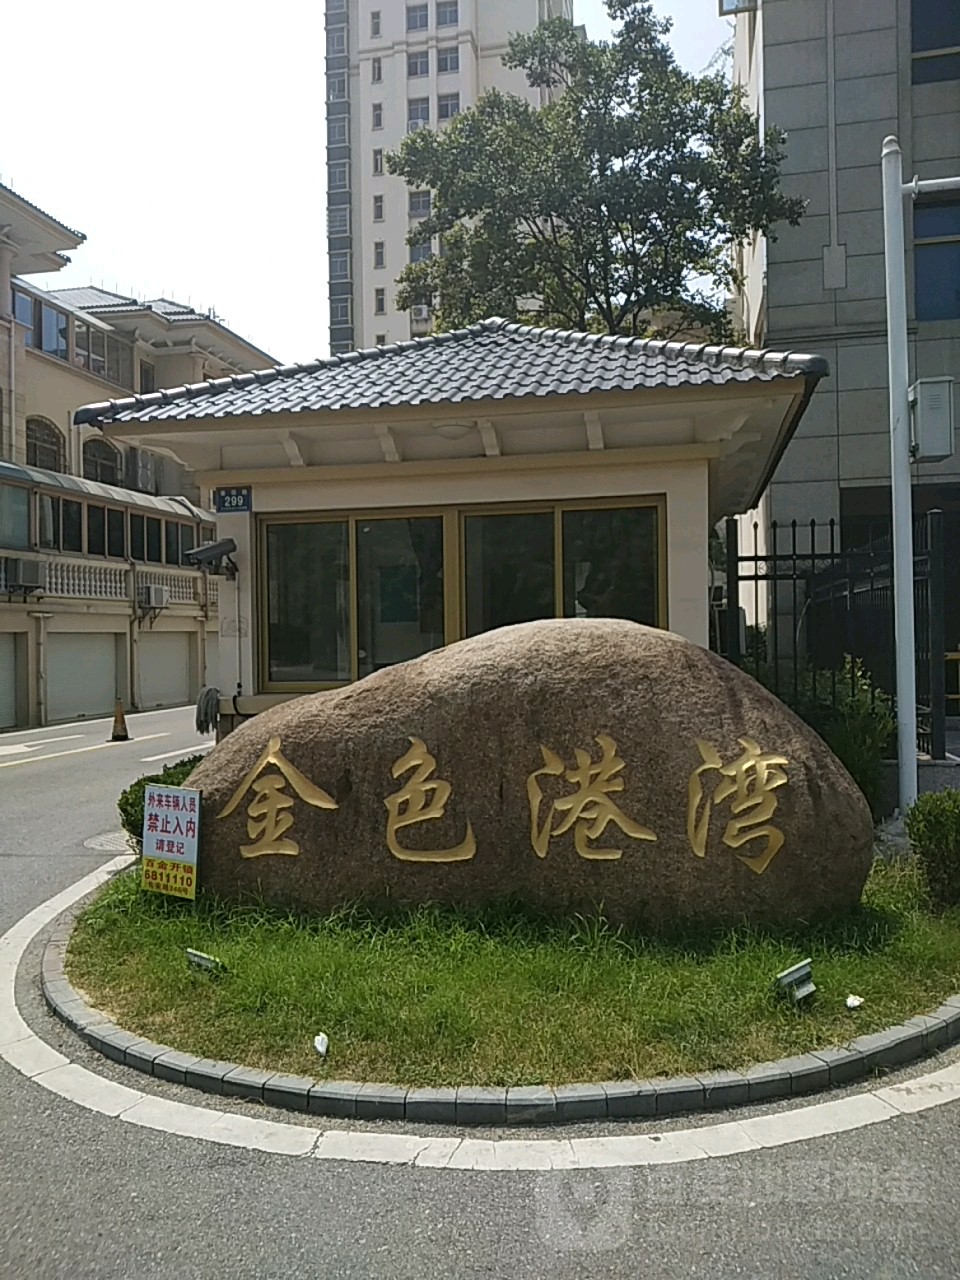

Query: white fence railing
0 550 217 610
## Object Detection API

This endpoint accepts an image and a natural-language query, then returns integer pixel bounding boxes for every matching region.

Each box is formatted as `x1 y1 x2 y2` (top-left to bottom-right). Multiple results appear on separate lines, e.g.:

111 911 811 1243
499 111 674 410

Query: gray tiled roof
0 182 85 242
75 318 828 426
49 286 135 310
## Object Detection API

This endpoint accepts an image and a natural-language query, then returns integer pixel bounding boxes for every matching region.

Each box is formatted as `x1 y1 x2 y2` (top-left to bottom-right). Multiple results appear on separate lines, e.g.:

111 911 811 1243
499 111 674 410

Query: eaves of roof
0 182 85 243
74 318 829 428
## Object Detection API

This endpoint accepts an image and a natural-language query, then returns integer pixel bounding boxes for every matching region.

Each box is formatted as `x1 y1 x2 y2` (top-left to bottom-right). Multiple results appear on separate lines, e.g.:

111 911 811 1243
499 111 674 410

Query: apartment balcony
0 549 218 611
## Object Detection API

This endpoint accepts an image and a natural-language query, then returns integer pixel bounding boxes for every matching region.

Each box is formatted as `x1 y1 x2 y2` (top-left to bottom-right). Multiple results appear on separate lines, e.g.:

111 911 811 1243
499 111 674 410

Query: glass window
376 333 387 345
372 102 383 129
407 3 428 30
146 517 163 563
26 419 65 472
130 513 145 561
327 27 346 54
83 438 121 485
13 290 34 343
330 251 351 280
371 56 382 82
329 162 348 190
38 495 60 549
912 0 960 52
107 509 126 558
89 328 107 378
410 241 432 264
106 335 133 387
371 9 381 36
408 50 429 77
62 500 83 553
409 190 432 217
328 117 348 144
181 525 195 561
438 46 459 73
375 287 386 313
267 521 351 683
562 507 659 626
374 241 386 268
438 92 460 120
328 206 350 234
357 517 444 676
373 194 385 221
437 0 458 26
165 521 180 565
40 304 68 360
329 73 347 100
408 97 430 130
463 512 554 637
0 484 30 550
914 52 960 83
327 0 346 10
915 201 960 321
87 505 107 556
140 361 156 393
331 298 351 324
373 148 384 174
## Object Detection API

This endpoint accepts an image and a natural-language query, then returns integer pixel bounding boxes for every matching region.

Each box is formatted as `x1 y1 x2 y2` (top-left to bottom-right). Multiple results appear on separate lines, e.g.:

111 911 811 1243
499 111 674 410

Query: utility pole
881 137 960 816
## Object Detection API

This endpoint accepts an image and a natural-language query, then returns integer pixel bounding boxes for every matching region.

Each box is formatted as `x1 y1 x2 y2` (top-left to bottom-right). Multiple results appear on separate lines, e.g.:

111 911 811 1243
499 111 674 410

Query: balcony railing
0 550 218 610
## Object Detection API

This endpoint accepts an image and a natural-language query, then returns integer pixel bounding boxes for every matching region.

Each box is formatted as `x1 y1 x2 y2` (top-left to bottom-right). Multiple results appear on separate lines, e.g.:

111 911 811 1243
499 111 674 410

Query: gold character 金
217 736 338 858
384 737 476 863
527 733 657 861
687 737 789 875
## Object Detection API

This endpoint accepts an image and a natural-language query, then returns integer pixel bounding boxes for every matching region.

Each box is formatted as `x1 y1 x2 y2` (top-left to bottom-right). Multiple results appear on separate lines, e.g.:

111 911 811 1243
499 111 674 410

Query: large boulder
187 619 874 927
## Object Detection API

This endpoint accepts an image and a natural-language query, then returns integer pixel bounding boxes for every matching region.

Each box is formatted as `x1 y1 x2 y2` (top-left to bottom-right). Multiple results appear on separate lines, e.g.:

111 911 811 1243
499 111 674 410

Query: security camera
183 537 238 577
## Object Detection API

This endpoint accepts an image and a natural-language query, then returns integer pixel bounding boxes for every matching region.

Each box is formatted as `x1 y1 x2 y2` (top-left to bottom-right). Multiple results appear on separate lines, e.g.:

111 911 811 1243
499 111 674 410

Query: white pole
881 136 918 815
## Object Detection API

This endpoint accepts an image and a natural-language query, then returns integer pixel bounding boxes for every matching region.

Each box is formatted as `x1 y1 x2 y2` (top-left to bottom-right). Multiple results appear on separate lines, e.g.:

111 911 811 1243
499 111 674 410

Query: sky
3 0 730 366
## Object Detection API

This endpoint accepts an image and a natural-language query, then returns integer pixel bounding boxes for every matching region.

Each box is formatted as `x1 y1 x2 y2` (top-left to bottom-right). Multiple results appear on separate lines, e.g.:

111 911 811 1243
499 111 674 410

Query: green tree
388 0 803 339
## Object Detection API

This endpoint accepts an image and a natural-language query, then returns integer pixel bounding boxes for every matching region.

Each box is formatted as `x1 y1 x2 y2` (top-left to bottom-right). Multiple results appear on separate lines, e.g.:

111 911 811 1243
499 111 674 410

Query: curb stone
40 899 960 1128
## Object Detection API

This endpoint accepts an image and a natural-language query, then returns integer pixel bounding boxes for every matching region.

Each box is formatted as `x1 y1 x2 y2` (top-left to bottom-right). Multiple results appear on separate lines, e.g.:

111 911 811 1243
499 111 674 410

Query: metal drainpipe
27 611 52 727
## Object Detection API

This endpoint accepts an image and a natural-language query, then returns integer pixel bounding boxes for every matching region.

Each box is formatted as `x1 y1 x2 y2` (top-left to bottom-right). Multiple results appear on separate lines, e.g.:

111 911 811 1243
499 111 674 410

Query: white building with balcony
325 0 573 352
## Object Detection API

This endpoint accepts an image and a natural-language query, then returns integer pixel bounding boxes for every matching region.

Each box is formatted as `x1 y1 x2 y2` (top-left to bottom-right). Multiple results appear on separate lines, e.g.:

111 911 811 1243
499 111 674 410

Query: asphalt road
2 706 960 1280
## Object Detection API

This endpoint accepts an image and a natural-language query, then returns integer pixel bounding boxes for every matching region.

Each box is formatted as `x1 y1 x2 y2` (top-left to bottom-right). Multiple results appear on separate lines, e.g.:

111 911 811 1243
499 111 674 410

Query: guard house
75 319 827 735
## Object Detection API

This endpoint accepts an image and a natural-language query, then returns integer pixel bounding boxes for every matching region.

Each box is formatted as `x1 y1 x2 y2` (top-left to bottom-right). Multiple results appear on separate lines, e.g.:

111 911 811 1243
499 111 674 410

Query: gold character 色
384 737 476 862
217 736 338 858
687 737 789 874
527 733 657 860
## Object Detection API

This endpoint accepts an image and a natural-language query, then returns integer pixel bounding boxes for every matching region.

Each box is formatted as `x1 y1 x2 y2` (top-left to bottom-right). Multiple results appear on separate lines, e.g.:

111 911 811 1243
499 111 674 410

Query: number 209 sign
141 785 200 900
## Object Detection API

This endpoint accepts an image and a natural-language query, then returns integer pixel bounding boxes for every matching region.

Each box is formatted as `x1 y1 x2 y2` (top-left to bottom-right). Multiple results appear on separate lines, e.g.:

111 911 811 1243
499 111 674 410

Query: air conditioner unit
407 119 425 133
3 558 46 593
140 584 170 609
411 305 431 321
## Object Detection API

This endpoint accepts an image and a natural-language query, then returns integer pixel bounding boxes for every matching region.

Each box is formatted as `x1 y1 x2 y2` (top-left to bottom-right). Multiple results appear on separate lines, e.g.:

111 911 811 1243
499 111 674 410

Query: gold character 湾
687 737 789 874
527 733 657 860
384 737 476 862
217 736 338 858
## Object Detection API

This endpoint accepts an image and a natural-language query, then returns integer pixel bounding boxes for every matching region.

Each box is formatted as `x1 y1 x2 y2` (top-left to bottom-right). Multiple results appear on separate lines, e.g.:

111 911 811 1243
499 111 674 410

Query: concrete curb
41 904 960 1128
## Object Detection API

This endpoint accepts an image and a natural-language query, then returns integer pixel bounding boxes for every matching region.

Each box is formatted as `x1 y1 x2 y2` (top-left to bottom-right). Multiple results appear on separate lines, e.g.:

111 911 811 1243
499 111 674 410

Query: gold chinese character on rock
384 737 476 862
217 736 338 858
527 734 657 861
687 737 789 874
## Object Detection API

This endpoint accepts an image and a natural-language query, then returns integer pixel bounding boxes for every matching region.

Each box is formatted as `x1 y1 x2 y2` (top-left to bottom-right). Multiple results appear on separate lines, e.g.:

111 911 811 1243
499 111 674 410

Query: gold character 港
384 737 476 862
217 736 338 857
527 733 657 860
687 737 789 874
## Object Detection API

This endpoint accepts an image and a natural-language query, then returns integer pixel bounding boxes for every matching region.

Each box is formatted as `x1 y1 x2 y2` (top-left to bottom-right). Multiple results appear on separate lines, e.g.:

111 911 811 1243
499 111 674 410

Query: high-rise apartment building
325 0 573 353
732 0 960 550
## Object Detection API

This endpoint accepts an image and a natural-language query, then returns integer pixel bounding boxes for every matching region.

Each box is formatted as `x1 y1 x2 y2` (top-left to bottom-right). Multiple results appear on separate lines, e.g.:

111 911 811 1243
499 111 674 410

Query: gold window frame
257 496 667 693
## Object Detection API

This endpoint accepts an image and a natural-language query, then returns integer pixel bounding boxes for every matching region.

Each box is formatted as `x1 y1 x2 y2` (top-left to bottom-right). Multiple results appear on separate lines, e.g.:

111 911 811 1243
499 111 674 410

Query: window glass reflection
463 511 554 637
267 522 351 682
357 517 444 677
562 506 659 626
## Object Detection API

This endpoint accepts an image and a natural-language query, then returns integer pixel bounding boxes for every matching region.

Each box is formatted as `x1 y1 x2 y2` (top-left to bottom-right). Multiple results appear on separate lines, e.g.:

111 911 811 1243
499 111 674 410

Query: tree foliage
388 0 803 338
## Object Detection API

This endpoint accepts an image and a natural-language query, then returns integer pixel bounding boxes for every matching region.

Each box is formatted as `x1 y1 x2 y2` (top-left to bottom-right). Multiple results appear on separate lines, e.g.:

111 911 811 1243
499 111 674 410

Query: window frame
371 56 383 83
374 287 387 314
257 497 666 692
914 199 960 322
407 3 429 31
372 148 384 175
437 91 460 121
373 194 385 221
374 241 386 269
371 9 381 36
372 101 383 130
25 418 66 473
436 0 458 27
408 49 429 77
437 45 460 74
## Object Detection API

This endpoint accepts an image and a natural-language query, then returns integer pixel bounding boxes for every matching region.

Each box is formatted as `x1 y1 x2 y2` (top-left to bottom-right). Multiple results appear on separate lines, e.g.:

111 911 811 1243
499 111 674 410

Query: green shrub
753 655 895 821
118 755 206 854
905 789 960 907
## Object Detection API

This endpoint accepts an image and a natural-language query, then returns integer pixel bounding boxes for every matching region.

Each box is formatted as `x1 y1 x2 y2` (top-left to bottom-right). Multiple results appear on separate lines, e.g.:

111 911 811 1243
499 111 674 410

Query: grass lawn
66 860 960 1088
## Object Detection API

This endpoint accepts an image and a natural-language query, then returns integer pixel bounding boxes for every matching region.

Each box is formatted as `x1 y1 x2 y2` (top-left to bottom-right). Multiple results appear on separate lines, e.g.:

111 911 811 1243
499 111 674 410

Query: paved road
2 708 960 1279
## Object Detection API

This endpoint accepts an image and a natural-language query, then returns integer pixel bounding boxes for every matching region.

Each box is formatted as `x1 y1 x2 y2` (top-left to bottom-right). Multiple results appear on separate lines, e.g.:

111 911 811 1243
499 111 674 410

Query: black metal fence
719 511 946 759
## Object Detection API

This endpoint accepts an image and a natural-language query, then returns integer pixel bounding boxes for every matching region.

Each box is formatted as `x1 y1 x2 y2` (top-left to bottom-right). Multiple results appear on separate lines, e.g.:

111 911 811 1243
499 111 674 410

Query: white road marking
0 734 168 769
140 743 213 763
3 859 960 1169
0 705 194 740
0 736 85 757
